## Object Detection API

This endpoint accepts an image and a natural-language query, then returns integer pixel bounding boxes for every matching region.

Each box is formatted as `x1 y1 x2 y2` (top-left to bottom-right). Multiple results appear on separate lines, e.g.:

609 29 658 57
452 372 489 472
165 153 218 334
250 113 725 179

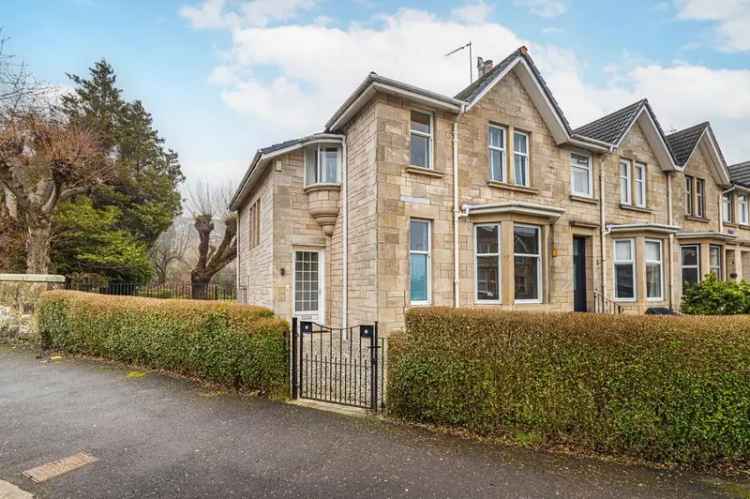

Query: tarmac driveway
0 346 745 498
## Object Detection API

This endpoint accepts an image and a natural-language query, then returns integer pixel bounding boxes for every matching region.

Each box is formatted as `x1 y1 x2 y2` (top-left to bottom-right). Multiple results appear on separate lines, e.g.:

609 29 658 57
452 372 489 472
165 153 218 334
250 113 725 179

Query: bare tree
186 181 237 298
150 221 191 285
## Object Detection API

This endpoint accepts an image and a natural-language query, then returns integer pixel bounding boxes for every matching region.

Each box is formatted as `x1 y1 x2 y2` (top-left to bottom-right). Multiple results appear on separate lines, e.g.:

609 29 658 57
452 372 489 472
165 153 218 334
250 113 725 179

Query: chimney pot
477 57 494 78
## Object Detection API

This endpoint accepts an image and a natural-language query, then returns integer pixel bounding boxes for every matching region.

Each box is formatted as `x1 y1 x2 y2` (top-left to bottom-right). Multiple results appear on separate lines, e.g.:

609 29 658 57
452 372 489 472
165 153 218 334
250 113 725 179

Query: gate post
370 321 379 411
291 317 298 399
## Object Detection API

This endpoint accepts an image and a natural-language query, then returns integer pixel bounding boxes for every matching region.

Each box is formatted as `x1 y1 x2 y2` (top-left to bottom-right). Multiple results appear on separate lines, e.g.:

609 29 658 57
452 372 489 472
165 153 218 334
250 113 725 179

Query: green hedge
388 308 750 467
682 273 750 314
38 291 288 397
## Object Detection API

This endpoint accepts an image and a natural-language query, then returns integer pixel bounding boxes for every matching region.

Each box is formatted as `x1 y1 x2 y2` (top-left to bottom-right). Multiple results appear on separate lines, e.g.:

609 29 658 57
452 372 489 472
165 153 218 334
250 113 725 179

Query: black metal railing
65 281 237 301
291 318 385 411
593 289 623 314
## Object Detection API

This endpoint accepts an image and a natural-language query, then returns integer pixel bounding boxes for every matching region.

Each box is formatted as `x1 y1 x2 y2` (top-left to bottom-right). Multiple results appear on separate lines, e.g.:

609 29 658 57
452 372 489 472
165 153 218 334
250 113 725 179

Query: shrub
681 274 750 315
38 291 288 397
388 307 750 467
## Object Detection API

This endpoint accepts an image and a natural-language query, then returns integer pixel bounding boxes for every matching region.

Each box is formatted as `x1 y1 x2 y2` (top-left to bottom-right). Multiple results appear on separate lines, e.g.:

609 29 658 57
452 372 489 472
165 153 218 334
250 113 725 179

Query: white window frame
645 239 663 301
709 244 723 279
513 224 543 304
681 245 701 287
409 219 432 305
634 162 647 208
613 239 636 302
696 178 705 217
410 110 433 170
723 193 733 224
685 176 694 215
619 160 632 205
304 144 341 186
488 124 506 182
512 130 530 187
474 223 501 304
740 194 749 225
570 152 593 198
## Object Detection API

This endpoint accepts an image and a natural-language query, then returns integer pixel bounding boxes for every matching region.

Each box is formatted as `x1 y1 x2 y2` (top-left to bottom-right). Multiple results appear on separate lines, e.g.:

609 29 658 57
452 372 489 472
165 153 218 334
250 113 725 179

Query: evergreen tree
53 60 184 283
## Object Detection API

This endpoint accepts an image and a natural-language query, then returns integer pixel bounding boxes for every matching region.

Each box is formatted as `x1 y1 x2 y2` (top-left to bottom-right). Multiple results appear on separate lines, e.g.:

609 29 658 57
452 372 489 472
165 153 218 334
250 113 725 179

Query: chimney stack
477 57 493 78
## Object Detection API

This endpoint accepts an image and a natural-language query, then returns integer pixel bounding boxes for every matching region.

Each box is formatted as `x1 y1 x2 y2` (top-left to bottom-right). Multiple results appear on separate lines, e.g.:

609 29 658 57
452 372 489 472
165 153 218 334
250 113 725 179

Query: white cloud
451 1 494 24
185 3 750 168
513 0 566 18
179 0 317 29
674 0 750 52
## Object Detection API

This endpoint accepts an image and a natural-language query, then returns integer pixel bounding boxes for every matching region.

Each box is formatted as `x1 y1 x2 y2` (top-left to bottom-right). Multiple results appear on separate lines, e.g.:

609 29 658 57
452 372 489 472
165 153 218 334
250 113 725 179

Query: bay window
645 240 663 301
613 239 635 300
619 160 632 205
570 152 592 197
409 219 431 304
488 125 506 182
513 131 529 186
304 144 341 185
681 245 700 287
514 225 542 303
710 245 722 279
410 111 433 169
475 224 501 302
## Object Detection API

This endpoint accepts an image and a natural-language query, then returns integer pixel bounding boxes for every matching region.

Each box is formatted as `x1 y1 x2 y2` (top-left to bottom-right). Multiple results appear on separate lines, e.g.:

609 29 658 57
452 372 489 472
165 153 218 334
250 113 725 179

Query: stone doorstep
286 399 371 418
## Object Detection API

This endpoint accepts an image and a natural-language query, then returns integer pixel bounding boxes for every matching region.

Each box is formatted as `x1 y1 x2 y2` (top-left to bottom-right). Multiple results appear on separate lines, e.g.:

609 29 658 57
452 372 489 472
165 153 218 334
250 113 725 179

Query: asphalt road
0 346 745 498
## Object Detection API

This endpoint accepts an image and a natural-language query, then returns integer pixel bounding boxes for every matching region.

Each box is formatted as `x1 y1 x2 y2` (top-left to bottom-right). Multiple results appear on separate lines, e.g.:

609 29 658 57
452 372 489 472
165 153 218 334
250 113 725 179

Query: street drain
23 452 98 483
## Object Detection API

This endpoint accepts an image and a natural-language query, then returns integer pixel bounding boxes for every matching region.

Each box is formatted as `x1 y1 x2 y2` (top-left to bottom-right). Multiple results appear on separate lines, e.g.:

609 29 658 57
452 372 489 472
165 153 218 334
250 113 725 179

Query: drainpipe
667 172 675 311
599 150 610 306
341 137 348 329
452 121 460 307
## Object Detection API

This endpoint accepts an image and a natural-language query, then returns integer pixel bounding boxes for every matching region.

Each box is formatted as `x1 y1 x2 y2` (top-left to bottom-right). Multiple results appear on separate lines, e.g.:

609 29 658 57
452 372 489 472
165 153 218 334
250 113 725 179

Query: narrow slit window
646 240 663 301
409 219 431 304
619 160 632 205
488 125 506 182
513 131 529 186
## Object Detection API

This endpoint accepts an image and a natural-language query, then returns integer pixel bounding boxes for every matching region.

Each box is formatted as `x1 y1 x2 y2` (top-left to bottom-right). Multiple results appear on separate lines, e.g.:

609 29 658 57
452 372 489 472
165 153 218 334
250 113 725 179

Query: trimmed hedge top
38 291 289 396
389 307 750 467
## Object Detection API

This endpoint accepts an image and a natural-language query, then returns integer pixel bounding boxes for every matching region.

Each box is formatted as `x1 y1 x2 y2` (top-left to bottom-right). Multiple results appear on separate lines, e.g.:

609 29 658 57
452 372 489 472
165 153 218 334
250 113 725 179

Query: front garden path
0 346 746 498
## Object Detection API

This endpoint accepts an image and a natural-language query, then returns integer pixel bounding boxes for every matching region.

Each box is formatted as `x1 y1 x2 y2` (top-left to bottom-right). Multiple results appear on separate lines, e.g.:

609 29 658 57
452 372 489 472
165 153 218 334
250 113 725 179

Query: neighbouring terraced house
230 46 750 335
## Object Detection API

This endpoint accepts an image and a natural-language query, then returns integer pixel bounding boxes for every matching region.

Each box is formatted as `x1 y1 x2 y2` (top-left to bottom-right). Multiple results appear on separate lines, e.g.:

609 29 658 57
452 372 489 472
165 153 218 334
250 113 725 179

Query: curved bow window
305 144 341 185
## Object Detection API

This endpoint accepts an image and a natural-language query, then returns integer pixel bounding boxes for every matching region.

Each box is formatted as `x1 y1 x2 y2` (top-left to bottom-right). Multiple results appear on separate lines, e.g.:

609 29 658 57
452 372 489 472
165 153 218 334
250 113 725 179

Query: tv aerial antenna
445 41 473 84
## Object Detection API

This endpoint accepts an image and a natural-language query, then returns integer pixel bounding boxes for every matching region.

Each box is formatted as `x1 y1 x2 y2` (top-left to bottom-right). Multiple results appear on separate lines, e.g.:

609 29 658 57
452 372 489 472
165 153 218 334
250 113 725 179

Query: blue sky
2 0 749 186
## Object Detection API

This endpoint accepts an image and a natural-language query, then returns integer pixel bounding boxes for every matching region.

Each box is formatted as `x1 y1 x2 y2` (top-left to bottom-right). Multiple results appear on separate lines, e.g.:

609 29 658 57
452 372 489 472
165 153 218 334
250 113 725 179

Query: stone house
229 46 747 335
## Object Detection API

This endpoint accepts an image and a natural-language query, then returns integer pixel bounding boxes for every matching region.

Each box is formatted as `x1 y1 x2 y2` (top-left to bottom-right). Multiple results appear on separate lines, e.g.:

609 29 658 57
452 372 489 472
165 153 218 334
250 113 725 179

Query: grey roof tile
665 122 709 166
572 100 646 145
729 161 750 186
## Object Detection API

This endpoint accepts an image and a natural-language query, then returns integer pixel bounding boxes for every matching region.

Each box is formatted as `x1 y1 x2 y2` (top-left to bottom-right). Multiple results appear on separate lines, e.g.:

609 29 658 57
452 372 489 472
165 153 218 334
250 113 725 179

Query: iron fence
65 281 237 301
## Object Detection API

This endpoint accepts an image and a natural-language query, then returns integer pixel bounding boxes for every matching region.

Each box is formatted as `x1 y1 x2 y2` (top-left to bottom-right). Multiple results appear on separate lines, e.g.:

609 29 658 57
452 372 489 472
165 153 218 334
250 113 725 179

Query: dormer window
305 144 341 186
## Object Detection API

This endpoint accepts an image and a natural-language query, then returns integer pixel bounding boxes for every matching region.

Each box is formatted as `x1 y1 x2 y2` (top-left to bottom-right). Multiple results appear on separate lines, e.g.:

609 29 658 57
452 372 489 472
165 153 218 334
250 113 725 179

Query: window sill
619 204 652 214
405 166 444 178
739 224 750 230
514 300 543 305
303 183 341 194
569 194 598 205
724 222 738 228
487 180 539 195
684 215 710 223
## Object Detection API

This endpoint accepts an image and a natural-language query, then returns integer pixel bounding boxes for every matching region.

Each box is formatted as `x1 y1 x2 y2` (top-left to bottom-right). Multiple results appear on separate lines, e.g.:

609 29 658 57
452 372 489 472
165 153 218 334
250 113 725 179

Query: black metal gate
291 318 384 411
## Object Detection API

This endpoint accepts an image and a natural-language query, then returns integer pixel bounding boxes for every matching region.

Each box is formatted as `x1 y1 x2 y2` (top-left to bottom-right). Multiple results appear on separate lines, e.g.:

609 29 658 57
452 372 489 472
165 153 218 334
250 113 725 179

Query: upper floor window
634 162 646 208
685 176 694 215
409 219 431 305
696 178 705 217
248 197 261 249
514 224 542 303
570 152 592 197
722 192 734 224
513 131 529 186
488 124 506 182
619 160 632 205
410 111 433 169
740 194 749 225
305 144 341 185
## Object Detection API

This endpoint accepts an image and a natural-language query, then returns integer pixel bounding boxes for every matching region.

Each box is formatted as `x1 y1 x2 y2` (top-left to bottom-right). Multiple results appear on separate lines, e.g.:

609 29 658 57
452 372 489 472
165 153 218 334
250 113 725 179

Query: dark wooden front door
573 237 587 312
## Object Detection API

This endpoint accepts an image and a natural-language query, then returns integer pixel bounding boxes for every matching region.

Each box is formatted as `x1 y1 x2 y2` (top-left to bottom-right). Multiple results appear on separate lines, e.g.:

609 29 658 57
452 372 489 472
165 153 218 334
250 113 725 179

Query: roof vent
477 57 494 78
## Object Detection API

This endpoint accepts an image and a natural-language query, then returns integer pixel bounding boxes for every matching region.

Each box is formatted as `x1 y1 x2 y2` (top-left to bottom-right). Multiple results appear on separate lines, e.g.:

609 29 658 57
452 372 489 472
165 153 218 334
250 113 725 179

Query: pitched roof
573 100 646 145
454 46 573 135
665 122 709 166
729 161 750 187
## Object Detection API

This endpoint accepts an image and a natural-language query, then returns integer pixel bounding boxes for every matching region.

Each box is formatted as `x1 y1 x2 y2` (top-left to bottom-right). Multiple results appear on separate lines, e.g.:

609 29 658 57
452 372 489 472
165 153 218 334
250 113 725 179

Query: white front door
293 250 324 325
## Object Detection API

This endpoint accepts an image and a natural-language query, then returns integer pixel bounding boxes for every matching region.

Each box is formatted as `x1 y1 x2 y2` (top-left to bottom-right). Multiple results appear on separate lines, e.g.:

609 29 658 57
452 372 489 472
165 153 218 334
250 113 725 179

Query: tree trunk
190 272 211 300
26 222 52 274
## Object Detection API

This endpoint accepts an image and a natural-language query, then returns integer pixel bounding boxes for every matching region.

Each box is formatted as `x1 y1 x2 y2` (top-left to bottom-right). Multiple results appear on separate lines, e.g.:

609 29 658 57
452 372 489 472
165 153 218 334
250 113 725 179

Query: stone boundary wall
0 274 65 344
